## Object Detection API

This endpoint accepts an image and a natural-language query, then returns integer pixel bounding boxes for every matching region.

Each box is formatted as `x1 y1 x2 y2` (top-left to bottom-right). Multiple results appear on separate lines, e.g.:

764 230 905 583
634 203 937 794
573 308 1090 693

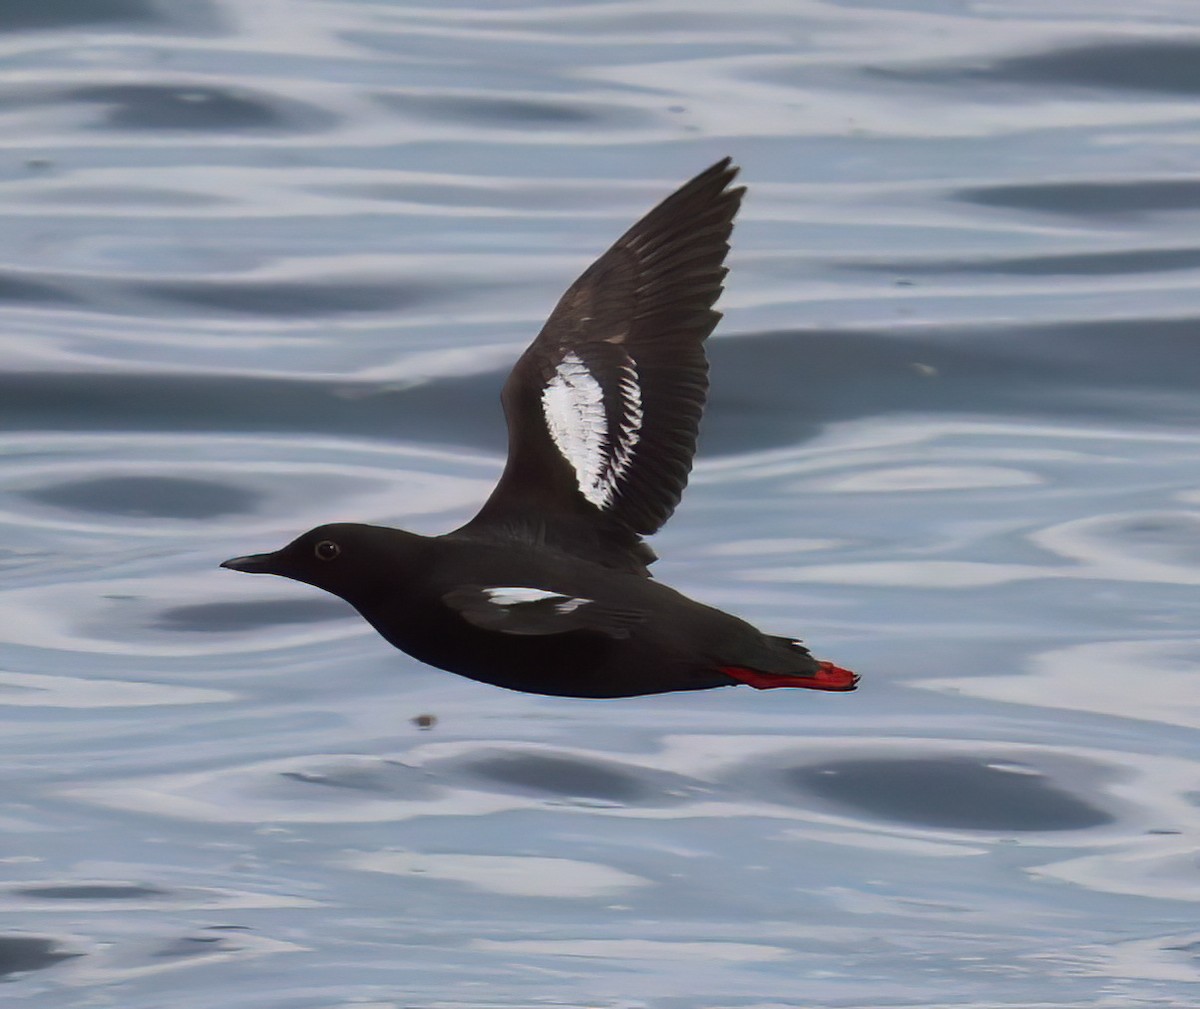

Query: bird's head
221 522 411 603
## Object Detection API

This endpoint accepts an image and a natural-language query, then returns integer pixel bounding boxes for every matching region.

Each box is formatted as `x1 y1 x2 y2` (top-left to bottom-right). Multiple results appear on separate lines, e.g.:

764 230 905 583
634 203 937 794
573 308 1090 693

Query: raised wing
457 158 745 574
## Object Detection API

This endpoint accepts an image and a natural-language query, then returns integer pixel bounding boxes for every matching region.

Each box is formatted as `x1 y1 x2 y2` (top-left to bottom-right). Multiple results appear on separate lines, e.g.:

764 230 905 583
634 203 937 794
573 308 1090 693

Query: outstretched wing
457 158 744 574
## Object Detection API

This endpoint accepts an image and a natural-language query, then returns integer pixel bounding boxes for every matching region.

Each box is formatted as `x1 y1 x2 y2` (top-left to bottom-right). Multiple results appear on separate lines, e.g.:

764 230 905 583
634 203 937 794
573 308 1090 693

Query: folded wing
443 585 645 638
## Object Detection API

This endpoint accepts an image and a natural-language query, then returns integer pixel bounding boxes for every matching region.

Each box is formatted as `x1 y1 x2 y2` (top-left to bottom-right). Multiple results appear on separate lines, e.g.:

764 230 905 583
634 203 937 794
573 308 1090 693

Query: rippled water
3 2 1200 1006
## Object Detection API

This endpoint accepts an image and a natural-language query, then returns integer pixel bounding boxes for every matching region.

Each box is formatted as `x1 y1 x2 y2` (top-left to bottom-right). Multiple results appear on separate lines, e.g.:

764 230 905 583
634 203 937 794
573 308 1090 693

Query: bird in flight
223 159 859 699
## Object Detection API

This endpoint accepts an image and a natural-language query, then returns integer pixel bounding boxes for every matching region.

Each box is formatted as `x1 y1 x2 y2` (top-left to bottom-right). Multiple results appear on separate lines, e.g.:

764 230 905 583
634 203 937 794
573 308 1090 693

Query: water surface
3 1 1200 1006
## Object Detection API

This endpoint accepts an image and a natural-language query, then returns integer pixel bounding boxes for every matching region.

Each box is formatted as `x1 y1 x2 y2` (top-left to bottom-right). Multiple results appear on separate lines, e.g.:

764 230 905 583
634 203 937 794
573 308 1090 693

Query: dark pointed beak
220 551 280 574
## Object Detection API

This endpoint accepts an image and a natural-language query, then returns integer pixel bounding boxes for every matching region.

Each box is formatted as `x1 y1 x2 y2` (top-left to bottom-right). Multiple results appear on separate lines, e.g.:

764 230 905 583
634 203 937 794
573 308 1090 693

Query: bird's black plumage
222 160 859 699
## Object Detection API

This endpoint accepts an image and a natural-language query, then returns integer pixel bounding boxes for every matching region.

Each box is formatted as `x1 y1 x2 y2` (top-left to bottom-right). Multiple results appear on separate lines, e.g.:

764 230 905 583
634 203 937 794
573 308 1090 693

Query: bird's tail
719 636 859 692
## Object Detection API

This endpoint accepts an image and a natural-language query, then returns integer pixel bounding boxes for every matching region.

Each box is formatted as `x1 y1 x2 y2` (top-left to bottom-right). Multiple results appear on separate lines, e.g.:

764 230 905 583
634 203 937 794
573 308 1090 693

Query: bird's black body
223 160 859 699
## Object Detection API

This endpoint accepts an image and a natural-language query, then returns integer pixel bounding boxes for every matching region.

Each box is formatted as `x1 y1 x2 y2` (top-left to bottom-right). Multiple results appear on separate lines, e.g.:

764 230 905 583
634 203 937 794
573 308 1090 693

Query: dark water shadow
0 370 509 450
0 0 157 32
312 181 601 211
18 267 467 318
131 277 437 317
377 92 648 129
15 883 166 900
152 934 231 959
0 272 81 306
156 598 354 633
1064 512 1200 568
701 317 1200 452
7 317 1200 456
786 756 1112 831
33 185 223 208
870 39 1200 96
70 83 332 132
0 935 79 977
955 178 1200 217
0 82 329 133
846 246 1200 277
23 476 259 519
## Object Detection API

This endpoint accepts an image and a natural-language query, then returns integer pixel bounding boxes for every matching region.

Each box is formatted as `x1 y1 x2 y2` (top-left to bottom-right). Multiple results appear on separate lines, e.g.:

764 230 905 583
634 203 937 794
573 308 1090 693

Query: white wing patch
541 353 606 505
445 584 641 638
483 587 560 606
482 587 592 613
541 351 643 510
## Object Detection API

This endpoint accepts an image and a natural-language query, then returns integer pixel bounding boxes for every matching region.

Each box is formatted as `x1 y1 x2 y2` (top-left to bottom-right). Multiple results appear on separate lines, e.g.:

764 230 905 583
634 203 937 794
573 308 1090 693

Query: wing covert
443 586 645 638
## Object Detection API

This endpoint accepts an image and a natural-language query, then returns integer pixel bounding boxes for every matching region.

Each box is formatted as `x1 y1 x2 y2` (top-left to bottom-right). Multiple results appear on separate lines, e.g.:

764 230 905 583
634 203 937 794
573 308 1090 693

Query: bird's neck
339 526 435 609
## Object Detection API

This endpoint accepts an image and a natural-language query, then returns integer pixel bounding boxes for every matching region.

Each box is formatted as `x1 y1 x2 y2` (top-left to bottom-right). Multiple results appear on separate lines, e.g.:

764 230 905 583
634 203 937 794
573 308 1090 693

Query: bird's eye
314 540 341 561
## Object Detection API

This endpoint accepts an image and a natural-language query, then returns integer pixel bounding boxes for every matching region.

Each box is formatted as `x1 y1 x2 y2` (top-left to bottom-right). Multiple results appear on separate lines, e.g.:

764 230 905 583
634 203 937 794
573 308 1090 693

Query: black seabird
222 159 859 699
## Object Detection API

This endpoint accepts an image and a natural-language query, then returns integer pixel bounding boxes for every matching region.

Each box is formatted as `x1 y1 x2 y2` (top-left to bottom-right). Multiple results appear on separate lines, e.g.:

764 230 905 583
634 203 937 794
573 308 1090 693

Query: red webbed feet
720 661 860 692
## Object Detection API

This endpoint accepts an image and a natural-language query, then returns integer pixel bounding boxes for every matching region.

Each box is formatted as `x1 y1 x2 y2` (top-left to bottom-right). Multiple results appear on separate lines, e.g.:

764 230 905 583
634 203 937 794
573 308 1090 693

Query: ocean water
2 1 1200 1006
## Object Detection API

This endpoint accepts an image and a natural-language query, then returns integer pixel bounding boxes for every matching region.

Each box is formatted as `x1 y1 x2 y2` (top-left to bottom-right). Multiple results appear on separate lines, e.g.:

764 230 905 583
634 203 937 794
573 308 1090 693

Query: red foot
721 661 860 692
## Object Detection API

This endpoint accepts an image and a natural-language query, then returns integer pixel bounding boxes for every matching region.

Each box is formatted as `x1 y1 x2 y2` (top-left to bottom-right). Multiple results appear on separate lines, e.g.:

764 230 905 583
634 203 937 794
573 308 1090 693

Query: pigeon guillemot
222 159 859 699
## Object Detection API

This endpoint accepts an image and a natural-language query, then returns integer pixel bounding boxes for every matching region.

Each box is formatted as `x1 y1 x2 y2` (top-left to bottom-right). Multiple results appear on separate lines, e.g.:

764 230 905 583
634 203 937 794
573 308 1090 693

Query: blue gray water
2 2 1200 1006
